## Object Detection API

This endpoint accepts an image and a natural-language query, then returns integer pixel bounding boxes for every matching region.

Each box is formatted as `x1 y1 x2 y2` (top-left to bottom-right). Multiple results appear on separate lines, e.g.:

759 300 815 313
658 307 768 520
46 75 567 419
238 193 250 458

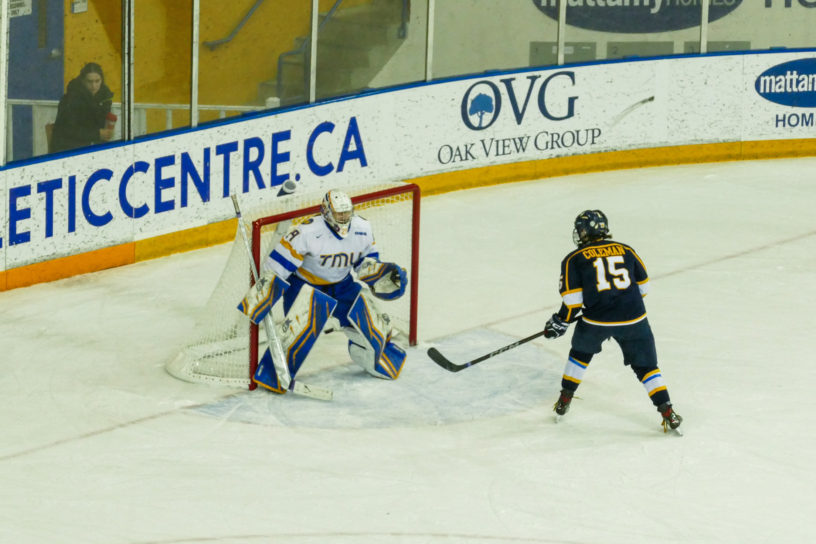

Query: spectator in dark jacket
52 63 115 152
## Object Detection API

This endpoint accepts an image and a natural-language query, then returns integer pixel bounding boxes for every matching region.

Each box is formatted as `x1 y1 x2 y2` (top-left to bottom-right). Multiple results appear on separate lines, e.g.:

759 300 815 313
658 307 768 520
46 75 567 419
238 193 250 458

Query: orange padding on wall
412 139 816 196
134 219 236 262
3 244 135 290
0 219 237 292
1 139 814 292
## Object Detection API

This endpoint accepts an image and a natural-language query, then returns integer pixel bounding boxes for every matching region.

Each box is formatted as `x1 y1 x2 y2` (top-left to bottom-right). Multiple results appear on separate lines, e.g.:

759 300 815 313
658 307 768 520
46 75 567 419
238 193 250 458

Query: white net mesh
167 182 419 388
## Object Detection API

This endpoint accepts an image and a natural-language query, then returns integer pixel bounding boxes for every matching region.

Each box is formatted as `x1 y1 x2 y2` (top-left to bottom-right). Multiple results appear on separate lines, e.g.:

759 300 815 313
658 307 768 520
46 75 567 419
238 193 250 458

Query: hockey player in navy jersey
237 189 408 394
543 210 683 433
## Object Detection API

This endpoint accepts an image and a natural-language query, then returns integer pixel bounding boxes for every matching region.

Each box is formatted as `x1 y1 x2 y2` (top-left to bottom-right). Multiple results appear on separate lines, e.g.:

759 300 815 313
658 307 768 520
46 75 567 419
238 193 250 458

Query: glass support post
191 0 200 127
309 0 318 103
425 0 434 81
122 0 134 141
700 0 710 54
557 0 566 65
0 0 10 166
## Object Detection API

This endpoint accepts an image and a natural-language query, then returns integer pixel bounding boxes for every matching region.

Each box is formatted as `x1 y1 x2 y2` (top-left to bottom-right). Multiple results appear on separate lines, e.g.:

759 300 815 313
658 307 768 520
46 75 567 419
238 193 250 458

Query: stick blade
257 348 333 401
291 380 333 401
427 347 465 372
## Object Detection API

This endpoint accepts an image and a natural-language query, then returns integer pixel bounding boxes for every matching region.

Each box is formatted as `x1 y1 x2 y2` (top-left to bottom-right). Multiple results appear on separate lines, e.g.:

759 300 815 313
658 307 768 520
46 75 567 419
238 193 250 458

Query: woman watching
52 62 115 152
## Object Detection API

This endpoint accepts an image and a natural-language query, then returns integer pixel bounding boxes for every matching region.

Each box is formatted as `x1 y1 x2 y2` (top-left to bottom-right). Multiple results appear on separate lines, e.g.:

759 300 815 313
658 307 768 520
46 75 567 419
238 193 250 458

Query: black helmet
573 210 610 247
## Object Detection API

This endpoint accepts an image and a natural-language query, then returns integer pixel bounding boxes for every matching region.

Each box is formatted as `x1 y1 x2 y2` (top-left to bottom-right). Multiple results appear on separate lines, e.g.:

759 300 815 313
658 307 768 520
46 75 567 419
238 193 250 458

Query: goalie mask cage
167 182 420 389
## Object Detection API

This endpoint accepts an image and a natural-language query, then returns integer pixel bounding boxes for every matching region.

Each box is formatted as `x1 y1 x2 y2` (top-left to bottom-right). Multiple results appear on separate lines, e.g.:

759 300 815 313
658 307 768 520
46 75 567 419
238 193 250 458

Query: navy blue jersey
555 240 649 326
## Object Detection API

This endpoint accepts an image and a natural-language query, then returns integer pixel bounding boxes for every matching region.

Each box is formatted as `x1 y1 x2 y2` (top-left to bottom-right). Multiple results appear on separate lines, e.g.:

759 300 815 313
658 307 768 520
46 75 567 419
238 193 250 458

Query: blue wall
9 0 64 160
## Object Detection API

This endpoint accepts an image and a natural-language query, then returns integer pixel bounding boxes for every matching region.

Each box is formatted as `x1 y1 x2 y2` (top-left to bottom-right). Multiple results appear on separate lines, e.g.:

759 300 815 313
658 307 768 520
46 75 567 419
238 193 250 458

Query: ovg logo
461 73 578 131
533 0 743 33
756 58 816 108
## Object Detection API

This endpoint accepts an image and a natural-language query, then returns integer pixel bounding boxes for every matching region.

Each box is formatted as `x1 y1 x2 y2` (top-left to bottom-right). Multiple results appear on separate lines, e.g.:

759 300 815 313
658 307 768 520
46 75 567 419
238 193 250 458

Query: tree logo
461 81 502 130
468 93 495 128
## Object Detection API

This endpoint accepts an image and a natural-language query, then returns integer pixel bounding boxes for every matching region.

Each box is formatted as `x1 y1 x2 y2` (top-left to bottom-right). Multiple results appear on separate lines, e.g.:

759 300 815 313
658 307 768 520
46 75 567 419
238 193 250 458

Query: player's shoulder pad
299 216 330 236
612 240 638 254
563 246 585 263
349 215 373 238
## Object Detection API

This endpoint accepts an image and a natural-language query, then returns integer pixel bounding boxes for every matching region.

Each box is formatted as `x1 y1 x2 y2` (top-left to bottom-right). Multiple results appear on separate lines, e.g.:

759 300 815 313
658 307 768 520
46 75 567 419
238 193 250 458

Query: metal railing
275 0 410 105
4 99 262 159
203 0 266 50
275 0 347 103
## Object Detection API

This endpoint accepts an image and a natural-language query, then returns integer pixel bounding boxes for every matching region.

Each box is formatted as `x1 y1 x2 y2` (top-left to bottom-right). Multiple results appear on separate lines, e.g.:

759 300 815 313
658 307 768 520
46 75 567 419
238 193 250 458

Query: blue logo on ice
756 58 816 108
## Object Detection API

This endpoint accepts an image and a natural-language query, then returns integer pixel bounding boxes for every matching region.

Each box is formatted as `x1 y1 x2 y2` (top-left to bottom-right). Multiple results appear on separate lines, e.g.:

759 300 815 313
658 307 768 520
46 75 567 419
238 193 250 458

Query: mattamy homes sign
532 0 743 33
0 50 815 287
755 58 816 107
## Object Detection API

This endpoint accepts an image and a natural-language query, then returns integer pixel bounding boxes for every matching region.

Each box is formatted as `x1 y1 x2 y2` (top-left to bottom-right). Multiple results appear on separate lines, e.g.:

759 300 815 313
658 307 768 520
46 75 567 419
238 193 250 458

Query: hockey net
167 182 420 389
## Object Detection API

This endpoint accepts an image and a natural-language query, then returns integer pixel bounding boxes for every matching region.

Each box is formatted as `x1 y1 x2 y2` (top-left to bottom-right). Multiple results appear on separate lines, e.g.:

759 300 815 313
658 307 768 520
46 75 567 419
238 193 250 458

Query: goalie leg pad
276 280 338 378
238 274 290 325
304 274 361 329
253 349 286 394
345 292 406 379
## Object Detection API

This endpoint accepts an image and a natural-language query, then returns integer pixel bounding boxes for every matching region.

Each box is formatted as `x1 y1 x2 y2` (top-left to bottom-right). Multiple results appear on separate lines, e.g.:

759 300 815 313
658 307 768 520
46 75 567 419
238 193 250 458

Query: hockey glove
544 313 569 339
384 263 406 288
357 258 407 300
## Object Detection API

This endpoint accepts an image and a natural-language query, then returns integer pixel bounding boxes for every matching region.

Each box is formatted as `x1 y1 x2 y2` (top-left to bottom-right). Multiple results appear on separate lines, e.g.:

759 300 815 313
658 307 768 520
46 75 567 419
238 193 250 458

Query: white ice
2 157 815 544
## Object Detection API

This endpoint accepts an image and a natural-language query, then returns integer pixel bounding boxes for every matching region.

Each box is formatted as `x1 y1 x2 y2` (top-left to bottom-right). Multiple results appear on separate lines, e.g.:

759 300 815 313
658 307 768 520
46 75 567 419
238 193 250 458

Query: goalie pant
251 273 407 391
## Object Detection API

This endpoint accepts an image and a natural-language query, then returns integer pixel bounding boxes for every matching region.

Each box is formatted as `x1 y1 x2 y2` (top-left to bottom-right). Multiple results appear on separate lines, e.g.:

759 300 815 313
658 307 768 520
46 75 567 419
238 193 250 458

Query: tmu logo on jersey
755 58 816 107
461 72 577 130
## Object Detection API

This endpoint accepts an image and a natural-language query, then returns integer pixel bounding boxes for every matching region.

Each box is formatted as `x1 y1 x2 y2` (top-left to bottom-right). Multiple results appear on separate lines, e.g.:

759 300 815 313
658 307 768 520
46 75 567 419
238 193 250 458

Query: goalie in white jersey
238 189 408 393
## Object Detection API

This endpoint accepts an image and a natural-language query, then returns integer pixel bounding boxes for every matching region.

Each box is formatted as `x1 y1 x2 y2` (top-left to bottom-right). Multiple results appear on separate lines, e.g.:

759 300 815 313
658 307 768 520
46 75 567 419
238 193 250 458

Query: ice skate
658 402 683 435
553 389 574 422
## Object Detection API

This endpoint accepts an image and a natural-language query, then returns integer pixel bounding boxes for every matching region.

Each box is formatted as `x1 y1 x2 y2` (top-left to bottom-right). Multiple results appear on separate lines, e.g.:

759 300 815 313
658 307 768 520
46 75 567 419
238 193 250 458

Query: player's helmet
573 209 611 247
321 190 354 238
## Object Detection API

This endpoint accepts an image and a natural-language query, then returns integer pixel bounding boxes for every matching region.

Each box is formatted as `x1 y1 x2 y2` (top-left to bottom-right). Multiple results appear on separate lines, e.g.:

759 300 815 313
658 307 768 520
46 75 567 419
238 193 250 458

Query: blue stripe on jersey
271 250 298 273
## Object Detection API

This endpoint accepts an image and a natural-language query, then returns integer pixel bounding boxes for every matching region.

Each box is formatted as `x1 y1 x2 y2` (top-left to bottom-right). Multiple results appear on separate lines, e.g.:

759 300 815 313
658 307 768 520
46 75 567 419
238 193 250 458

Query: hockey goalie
237 189 408 393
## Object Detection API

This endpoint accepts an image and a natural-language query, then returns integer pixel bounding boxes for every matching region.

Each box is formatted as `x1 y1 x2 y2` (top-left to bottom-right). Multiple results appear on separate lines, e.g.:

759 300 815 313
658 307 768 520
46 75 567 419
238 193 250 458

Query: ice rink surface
2 157 815 544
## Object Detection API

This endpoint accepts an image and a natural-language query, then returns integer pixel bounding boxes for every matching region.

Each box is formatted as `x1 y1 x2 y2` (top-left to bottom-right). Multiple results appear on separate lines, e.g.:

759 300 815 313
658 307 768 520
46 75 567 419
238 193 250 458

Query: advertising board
1 51 814 287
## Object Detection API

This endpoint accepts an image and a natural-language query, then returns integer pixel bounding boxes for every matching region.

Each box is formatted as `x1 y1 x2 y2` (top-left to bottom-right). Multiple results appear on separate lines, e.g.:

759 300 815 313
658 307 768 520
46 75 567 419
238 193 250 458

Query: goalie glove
357 257 407 300
544 313 569 339
237 273 289 324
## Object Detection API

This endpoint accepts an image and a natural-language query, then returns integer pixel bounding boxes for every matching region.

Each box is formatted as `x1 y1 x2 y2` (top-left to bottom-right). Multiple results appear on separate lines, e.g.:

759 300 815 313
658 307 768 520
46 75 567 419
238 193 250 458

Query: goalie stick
427 330 548 372
231 195 333 401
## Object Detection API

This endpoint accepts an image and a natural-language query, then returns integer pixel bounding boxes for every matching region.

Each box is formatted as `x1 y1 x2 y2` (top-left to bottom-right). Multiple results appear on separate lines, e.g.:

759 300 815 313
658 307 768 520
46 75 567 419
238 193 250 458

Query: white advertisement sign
1 51 815 272
9 0 33 18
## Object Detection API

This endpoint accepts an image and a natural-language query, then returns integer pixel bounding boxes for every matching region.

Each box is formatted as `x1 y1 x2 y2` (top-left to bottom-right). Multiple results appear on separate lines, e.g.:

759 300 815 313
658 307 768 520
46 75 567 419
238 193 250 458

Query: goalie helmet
321 190 354 238
573 209 611 247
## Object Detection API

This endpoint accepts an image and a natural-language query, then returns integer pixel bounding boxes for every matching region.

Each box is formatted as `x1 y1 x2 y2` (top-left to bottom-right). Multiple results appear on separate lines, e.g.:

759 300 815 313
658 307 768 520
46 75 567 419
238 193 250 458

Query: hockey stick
427 330 548 372
231 195 333 401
